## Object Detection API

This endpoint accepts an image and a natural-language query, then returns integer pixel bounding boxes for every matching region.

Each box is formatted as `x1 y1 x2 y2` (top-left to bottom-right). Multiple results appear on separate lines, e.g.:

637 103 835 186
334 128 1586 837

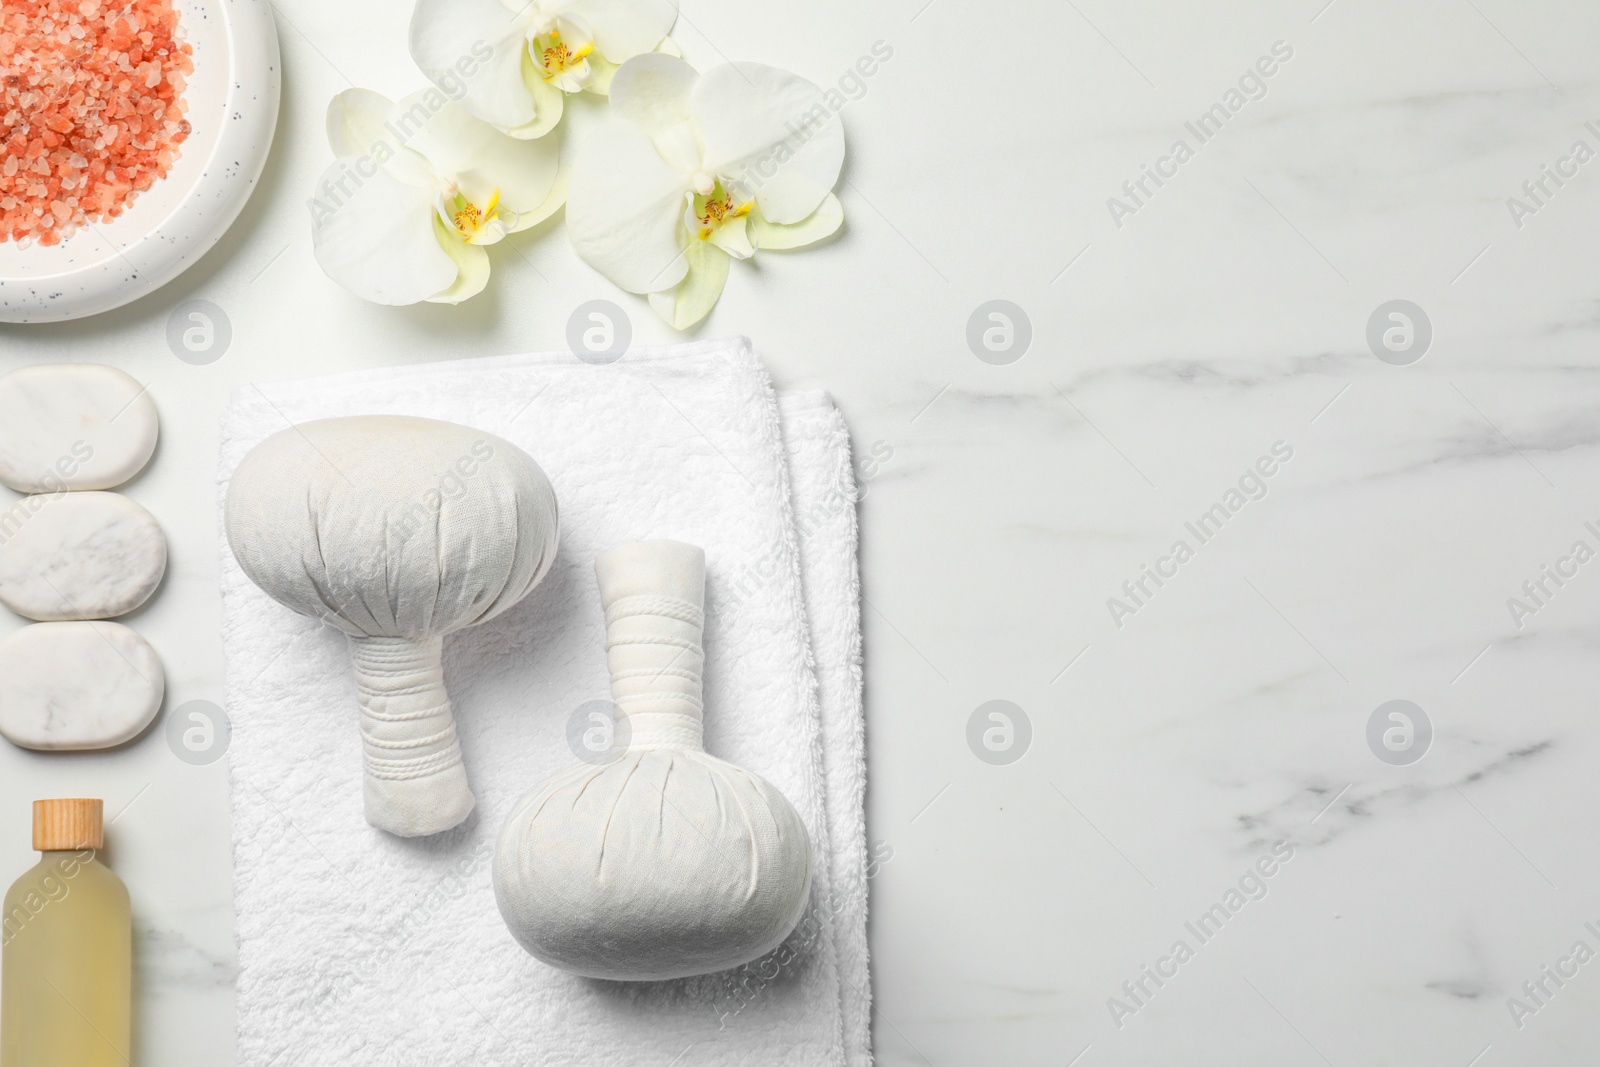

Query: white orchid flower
309 88 565 306
410 0 679 140
567 54 845 329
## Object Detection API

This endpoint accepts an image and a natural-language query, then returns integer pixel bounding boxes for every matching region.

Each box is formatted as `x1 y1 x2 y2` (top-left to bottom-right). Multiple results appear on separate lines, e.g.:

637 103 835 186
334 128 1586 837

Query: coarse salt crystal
1 0 192 246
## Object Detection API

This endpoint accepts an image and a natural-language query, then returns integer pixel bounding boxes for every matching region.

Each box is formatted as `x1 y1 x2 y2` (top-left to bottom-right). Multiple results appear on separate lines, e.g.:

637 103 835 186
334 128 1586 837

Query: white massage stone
0 622 165 751
0 364 159 493
0 492 167 621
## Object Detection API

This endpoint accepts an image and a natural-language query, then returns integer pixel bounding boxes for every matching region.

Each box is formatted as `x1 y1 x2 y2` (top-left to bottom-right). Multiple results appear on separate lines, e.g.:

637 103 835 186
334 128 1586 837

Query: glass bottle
1 798 131 1067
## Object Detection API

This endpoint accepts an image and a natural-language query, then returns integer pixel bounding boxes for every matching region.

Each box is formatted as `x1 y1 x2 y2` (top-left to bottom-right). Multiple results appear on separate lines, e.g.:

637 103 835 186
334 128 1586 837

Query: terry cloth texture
220 338 871 1066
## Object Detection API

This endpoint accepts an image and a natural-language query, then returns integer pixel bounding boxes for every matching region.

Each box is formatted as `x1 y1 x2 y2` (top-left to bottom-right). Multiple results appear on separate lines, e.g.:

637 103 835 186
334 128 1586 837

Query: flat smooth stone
0 364 159 492
0 622 165 751
0 492 167 621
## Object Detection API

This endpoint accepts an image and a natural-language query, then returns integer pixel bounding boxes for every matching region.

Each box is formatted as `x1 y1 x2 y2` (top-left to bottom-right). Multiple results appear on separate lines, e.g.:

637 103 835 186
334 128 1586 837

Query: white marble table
5 0 1600 1063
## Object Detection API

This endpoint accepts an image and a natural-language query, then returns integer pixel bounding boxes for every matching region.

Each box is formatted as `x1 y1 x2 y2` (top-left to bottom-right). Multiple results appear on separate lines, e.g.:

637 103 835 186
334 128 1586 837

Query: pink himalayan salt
0 0 193 247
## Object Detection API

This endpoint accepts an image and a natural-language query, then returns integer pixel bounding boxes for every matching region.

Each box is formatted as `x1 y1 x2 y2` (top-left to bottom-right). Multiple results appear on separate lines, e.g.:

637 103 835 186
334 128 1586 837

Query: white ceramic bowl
0 0 280 323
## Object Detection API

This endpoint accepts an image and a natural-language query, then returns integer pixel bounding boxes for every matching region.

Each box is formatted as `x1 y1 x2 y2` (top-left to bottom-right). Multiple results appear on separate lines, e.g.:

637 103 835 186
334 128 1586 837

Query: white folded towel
219 339 871 1066
778 391 872 1067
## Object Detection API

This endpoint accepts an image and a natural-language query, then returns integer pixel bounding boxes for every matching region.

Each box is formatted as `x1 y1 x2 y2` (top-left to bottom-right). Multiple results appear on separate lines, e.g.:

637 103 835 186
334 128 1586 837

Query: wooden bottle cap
33 798 104 851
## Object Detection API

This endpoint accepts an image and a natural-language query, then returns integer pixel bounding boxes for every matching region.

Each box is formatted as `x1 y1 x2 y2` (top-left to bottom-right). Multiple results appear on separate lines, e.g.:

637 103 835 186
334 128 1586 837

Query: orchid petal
379 145 441 192
693 63 844 223
559 0 677 63
549 69 588 94
425 218 491 304
568 118 691 293
647 238 727 330
505 166 570 234
646 289 675 326
584 52 619 95
610 51 695 130
310 159 459 306
394 92 561 217
609 52 702 172
410 0 535 131
749 192 842 250
707 214 754 258
553 16 596 55
502 55 566 139
327 88 394 158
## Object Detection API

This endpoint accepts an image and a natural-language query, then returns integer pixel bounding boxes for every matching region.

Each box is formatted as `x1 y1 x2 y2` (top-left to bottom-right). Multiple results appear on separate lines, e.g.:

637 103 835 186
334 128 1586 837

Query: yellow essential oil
1 799 131 1067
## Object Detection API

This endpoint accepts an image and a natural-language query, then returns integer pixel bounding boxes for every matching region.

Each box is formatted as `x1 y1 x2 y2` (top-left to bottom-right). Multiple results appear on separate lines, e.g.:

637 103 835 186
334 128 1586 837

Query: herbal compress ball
225 415 559 837
494 540 812 981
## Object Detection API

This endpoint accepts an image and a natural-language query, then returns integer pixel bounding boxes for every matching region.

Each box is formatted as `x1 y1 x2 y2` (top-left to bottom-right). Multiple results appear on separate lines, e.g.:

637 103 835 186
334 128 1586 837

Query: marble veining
8 0 1600 1063
135 925 239 989
0 621 165 751
0 364 159 493
0 491 168 621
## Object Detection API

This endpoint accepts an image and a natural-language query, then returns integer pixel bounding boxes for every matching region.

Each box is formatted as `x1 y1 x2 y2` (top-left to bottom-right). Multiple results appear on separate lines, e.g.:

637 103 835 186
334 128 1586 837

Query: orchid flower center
438 185 502 244
687 180 752 241
527 17 594 92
